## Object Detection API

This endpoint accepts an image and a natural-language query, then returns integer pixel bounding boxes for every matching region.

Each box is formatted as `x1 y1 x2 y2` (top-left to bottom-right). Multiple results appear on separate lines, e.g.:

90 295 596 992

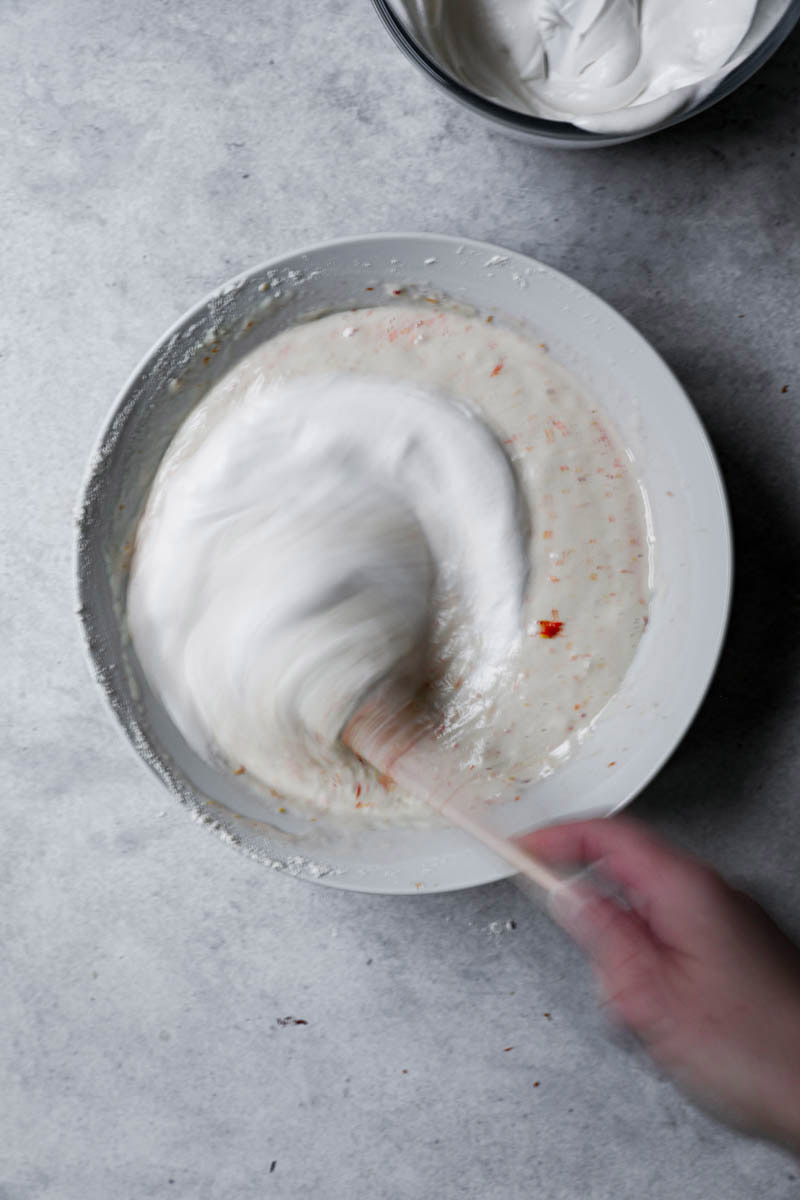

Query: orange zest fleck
490 362 504 377
234 766 245 775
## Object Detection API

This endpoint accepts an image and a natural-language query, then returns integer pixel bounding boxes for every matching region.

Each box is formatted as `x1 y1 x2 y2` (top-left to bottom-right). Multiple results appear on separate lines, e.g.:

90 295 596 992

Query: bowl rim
369 0 800 146
75 231 733 894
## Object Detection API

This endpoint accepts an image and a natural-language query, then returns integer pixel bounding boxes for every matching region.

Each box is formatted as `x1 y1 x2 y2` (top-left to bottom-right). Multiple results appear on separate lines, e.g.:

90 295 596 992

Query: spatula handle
343 696 565 895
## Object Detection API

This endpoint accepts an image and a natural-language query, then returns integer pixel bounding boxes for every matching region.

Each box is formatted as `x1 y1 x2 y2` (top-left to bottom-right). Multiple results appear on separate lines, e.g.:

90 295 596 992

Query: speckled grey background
2 2 800 1197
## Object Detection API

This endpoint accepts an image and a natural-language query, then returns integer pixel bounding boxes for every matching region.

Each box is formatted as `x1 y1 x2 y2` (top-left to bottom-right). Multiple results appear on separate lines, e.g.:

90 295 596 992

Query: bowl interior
77 234 731 892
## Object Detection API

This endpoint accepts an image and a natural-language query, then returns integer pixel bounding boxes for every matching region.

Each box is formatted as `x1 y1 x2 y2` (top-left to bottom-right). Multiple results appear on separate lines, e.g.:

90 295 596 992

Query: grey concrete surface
2 2 800 1197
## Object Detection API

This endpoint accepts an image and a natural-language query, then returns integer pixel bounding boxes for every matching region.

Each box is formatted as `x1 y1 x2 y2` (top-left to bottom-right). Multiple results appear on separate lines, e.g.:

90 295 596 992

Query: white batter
127 303 651 825
393 0 792 133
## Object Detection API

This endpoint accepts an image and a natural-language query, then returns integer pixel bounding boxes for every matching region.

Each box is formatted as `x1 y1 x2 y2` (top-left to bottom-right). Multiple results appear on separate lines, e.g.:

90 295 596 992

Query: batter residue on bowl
127 301 651 826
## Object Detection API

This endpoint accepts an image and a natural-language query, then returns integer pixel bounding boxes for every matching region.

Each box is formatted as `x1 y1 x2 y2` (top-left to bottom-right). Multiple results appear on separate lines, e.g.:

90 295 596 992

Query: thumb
549 881 666 1031
549 879 649 969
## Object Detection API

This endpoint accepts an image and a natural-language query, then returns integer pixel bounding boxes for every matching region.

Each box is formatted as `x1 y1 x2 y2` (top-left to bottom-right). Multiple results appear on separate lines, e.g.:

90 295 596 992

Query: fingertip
547 876 590 933
518 817 610 864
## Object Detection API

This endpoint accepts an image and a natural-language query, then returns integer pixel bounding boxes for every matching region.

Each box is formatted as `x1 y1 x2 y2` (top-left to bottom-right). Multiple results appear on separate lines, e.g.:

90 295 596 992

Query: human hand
520 817 800 1150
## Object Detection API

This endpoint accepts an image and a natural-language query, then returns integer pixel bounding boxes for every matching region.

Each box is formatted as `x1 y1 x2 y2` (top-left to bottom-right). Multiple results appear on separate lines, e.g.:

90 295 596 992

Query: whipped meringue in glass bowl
373 0 800 147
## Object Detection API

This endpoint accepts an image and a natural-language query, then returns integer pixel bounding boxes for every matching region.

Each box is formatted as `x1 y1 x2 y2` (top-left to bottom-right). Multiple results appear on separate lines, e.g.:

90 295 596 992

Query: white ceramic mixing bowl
76 233 731 893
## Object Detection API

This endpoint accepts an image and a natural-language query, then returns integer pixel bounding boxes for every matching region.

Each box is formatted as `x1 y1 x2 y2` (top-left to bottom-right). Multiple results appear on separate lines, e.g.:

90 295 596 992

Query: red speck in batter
537 620 564 639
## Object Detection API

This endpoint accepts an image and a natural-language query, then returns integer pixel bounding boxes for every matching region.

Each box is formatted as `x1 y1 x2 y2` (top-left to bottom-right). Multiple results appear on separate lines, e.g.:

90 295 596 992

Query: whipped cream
128 303 651 825
128 372 528 806
393 0 792 133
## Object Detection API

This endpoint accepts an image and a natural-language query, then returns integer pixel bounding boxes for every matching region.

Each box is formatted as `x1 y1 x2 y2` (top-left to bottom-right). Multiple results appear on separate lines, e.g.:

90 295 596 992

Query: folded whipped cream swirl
127 373 528 801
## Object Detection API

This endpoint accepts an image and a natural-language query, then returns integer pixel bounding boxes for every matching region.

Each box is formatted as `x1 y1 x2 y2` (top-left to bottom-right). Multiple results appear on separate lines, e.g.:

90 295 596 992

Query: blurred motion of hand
521 818 800 1151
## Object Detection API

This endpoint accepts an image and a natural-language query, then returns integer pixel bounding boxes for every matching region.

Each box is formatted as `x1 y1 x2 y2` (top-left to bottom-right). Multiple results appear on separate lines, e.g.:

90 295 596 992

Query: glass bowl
370 0 800 148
